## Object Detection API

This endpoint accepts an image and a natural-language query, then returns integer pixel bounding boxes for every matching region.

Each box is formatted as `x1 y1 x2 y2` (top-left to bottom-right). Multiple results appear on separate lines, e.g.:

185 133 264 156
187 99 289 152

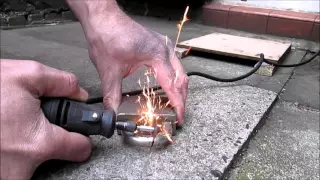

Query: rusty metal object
117 95 176 148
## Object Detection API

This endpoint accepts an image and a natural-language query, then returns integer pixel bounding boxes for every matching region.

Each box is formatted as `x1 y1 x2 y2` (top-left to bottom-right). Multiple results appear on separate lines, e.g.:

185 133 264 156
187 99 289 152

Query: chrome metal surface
117 95 176 148
122 121 174 149
136 126 155 133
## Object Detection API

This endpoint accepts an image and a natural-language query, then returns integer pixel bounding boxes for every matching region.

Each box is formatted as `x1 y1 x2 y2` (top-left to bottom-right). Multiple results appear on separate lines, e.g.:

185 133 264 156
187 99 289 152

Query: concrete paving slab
280 53 320 109
31 83 277 180
227 101 319 180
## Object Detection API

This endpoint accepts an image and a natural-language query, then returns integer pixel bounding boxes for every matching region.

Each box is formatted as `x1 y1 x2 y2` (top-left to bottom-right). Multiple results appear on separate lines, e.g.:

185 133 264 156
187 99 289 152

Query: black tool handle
41 98 116 138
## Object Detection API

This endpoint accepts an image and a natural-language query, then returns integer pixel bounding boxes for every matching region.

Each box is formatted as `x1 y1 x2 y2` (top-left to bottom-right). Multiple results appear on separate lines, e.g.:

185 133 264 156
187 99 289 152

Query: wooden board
175 47 189 59
174 47 275 76
177 33 291 63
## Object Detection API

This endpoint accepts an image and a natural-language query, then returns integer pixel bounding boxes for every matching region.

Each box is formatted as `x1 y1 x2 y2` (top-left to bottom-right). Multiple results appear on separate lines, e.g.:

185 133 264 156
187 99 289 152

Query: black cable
187 53 264 82
264 50 319 67
87 50 319 104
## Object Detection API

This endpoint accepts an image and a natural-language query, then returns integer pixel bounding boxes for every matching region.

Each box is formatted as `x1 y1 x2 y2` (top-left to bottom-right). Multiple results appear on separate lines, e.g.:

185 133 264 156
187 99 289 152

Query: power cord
264 50 319 67
87 50 320 104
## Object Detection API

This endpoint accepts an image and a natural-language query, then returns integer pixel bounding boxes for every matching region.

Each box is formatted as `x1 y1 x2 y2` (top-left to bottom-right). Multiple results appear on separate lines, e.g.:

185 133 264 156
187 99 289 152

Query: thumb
28 61 89 101
47 122 92 162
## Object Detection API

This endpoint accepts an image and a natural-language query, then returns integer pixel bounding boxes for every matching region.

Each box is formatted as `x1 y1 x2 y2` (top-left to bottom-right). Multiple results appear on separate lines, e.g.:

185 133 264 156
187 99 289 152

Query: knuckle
27 61 45 75
88 43 99 63
103 95 121 109
182 73 189 85
175 73 189 92
19 61 45 86
65 72 79 90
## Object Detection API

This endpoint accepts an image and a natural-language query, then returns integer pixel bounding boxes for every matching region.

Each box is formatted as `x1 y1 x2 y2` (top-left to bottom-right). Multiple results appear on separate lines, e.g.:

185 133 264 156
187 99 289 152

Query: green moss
236 168 264 180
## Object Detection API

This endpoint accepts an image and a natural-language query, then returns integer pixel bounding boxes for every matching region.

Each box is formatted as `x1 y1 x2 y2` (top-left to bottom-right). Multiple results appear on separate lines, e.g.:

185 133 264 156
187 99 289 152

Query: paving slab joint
222 94 279 179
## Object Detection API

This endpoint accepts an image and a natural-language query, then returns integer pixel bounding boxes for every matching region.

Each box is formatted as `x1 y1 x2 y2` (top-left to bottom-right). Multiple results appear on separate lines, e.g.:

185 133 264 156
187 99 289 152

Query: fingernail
82 137 93 161
177 120 184 128
79 88 89 101
175 107 184 127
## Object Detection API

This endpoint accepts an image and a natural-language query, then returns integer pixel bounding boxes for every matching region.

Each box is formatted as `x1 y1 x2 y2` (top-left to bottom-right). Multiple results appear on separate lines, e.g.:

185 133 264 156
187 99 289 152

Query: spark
185 47 192 55
136 96 142 107
165 35 168 45
173 6 190 52
174 69 179 84
135 68 172 143
158 96 162 109
153 69 157 79
146 75 150 84
165 100 171 108
160 125 173 143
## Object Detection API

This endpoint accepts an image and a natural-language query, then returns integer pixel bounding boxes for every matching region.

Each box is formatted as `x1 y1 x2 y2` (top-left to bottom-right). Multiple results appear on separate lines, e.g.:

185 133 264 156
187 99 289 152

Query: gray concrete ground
227 55 320 180
228 101 319 180
280 54 320 109
1 15 319 180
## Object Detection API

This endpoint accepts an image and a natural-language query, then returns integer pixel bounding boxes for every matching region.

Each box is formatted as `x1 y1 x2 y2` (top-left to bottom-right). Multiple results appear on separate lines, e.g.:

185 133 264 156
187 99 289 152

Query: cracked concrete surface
280 54 320 109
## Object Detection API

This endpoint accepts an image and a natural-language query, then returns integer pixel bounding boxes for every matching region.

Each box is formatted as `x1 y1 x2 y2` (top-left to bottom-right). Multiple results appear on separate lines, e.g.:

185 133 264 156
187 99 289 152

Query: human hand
0 60 92 180
67 0 189 125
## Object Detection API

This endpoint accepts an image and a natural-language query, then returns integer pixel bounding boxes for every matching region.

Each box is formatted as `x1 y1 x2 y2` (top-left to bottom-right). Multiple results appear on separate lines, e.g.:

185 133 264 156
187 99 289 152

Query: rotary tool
40 98 154 138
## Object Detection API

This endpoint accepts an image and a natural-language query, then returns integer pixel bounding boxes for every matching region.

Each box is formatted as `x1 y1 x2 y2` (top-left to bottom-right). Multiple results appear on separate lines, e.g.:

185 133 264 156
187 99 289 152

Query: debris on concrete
27 13 44 22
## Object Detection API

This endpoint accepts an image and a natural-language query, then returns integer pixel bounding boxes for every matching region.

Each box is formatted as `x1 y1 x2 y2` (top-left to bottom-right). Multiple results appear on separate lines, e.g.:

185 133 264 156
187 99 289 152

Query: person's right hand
0 60 92 180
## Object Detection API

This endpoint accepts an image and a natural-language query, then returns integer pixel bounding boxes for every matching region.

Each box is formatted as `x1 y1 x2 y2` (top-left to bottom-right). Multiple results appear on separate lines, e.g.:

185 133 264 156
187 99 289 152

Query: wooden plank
177 33 291 63
175 47 190 59
176 49 276 76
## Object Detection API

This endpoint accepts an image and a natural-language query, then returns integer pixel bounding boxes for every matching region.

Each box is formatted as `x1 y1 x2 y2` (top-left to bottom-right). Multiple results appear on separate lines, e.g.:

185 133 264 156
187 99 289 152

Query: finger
98 63 123 112
26 61 88 101
151 55 189 126
46 122 92 162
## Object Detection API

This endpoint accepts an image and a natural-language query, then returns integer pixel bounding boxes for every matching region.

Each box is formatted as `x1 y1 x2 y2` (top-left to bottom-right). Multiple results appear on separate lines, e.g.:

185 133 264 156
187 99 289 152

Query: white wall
215 0 320 13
